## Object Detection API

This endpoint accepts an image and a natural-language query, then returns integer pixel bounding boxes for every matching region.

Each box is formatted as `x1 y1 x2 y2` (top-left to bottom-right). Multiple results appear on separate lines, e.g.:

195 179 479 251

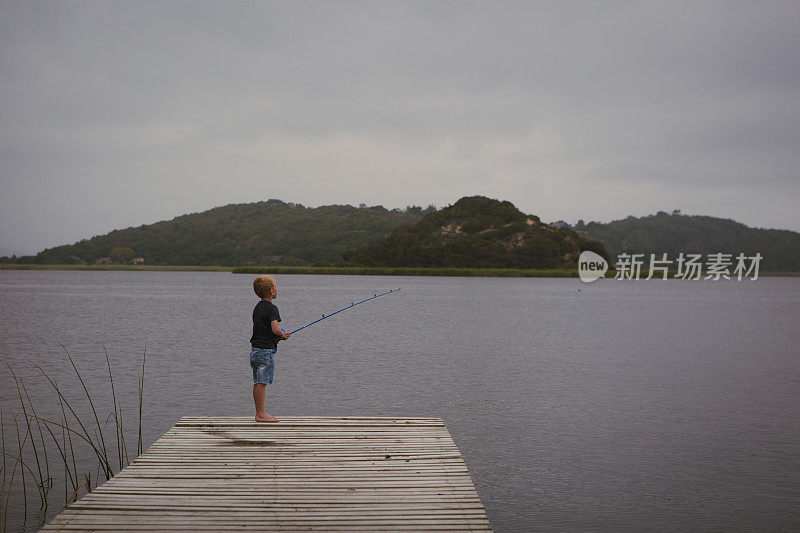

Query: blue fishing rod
286 288 401 335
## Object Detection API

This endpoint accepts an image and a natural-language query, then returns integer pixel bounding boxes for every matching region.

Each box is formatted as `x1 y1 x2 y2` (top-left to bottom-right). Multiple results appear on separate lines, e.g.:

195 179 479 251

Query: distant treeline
3 198 799 272
7 200 432 266
576 211 800 272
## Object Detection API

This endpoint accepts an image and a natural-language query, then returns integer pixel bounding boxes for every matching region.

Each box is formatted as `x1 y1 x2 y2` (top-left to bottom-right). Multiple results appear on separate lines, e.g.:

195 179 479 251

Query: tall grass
0 344 147 532
104 347 128 471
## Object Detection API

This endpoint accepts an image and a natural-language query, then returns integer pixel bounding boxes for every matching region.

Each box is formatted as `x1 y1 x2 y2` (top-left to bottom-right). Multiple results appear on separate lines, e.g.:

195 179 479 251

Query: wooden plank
43 416 492 531
50 509 490 517
46 524 490 529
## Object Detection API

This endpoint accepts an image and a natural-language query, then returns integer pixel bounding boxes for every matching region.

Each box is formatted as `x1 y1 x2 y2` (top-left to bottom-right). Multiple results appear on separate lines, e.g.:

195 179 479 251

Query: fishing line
287 288 401 335
286 288 401 335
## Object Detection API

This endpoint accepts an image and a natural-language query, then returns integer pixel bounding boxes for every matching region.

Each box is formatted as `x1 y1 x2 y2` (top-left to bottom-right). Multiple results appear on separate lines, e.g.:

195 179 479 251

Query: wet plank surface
42 416 492 531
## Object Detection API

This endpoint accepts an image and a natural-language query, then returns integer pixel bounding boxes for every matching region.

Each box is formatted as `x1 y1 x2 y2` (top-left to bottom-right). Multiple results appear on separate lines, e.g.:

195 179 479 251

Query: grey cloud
1 1 799 254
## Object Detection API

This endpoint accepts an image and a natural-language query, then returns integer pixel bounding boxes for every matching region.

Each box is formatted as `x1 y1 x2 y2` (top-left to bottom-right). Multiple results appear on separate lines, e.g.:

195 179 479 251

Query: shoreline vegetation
1 264 798 277
233 266 580 277
0 264 231 271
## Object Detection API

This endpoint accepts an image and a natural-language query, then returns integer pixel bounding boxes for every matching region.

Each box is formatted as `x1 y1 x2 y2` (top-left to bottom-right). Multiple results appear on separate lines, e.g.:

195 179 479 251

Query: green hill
343 196 610 269
13 199 797 272
25 200 429 266
576 212 800 272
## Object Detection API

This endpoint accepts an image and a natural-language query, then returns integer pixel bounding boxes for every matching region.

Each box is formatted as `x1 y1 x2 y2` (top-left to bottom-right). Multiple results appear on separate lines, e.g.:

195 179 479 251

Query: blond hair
253 275 276 299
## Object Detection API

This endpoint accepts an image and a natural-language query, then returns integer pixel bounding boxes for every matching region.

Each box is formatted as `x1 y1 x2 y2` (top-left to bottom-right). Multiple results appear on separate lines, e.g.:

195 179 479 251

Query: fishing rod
286 288 401 335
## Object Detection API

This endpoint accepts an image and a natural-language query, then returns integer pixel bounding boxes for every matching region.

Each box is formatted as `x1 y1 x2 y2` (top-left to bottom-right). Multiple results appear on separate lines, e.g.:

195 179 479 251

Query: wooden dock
42 416 492 531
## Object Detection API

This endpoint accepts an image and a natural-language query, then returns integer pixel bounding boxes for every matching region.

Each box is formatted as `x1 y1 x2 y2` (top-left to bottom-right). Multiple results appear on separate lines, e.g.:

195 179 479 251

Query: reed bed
0 344 147 532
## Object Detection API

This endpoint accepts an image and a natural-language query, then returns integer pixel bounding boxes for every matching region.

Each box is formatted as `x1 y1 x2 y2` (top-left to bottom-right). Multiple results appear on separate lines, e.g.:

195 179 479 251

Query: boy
250 275 290 422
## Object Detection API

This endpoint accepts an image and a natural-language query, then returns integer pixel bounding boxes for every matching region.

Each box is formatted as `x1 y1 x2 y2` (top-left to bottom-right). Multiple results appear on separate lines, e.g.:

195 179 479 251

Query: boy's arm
271 320 290 340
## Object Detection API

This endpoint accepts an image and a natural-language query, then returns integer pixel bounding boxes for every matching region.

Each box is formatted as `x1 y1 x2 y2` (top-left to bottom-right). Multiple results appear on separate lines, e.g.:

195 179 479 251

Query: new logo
578 251 608 282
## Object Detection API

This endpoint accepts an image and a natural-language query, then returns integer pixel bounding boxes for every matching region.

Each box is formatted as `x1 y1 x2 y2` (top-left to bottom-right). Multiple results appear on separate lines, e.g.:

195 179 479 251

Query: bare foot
255 414 279 423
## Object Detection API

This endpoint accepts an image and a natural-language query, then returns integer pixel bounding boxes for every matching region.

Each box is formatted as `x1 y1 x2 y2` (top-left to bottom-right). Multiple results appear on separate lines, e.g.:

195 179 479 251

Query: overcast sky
1 1 799 255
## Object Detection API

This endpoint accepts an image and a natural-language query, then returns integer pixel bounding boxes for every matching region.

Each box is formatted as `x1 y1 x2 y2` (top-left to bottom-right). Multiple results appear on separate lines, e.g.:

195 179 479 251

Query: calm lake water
1 270 798 531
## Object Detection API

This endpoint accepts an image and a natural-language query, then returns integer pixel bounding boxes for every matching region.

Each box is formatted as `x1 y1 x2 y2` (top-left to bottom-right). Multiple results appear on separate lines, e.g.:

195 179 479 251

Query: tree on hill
110 247 136 263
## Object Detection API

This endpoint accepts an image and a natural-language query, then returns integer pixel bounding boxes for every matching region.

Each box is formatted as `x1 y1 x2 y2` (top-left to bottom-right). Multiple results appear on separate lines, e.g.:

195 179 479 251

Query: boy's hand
276 326 290 341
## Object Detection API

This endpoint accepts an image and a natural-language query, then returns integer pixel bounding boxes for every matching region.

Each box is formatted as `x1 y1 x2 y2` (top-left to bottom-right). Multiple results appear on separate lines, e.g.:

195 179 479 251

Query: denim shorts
250 347 276 384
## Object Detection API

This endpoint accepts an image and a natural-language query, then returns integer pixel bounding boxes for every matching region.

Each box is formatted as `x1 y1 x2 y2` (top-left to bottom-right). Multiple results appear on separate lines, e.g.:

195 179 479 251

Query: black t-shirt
250 300 282 349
